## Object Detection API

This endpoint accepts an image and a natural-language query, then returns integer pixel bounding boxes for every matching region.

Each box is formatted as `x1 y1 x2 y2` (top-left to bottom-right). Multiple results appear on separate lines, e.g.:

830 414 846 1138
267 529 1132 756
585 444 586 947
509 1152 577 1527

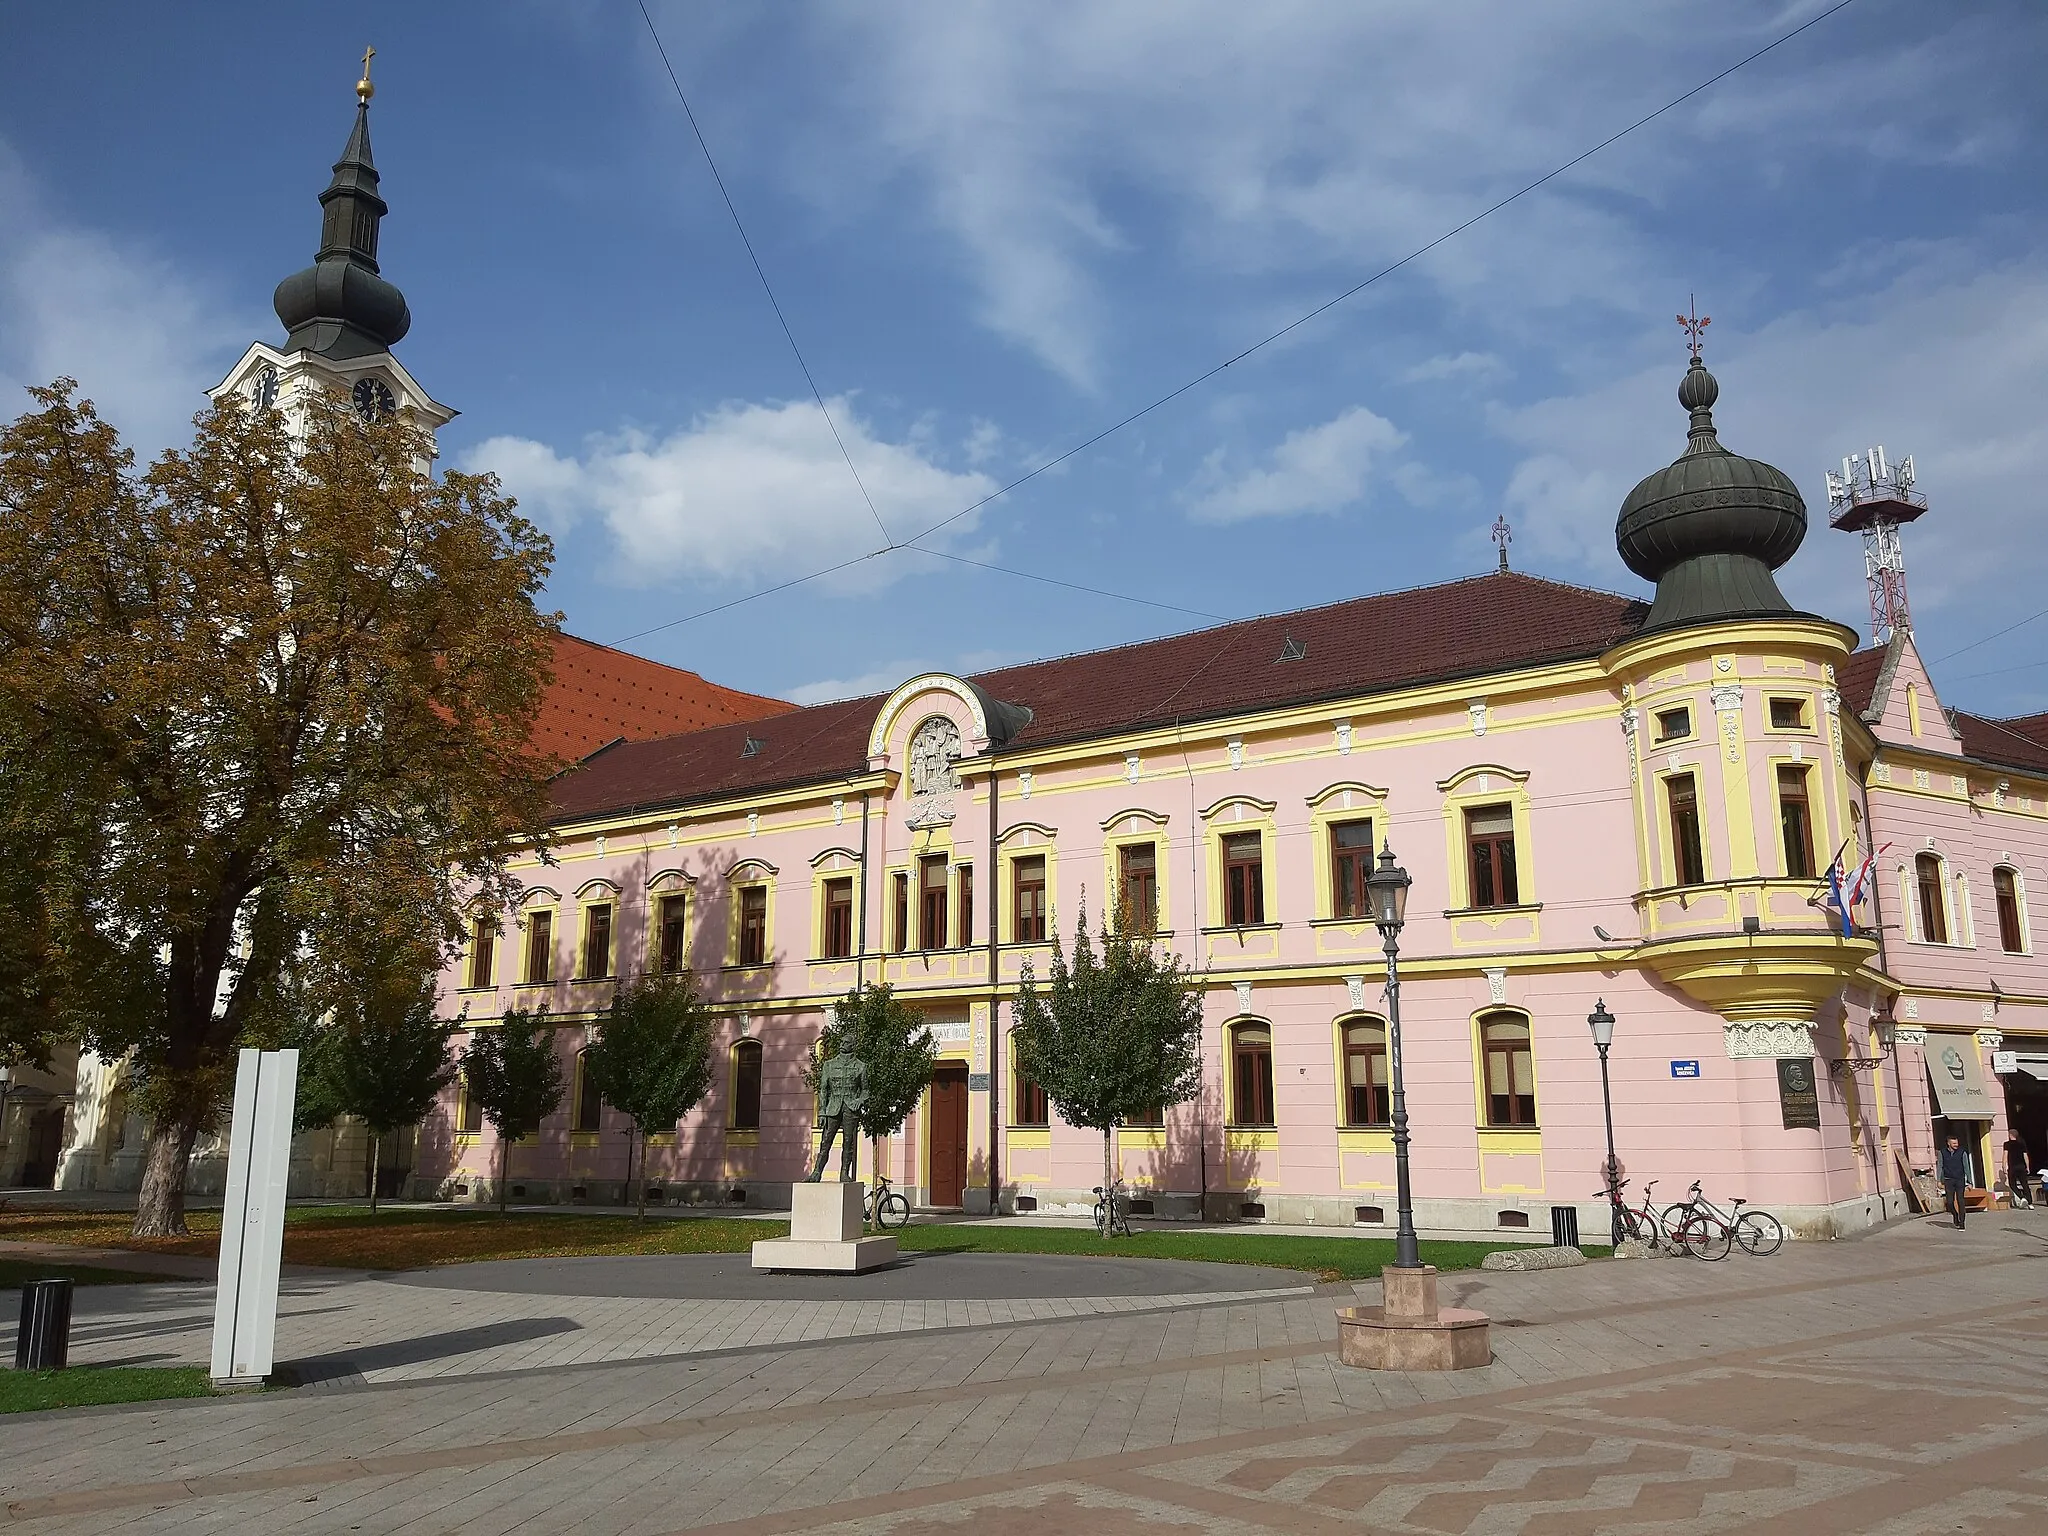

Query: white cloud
0 141 248 453
1186 405 1405 523
463 396 999 590
784 660 927 707
1402 351 1507 386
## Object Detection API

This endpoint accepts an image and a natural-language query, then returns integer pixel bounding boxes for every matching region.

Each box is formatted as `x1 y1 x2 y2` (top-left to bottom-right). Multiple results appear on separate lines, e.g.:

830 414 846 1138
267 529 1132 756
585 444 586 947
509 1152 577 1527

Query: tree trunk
497 1130 509 1214
635 1129 647 1221
1103 1128 1115 1238
132 1116 202 1238
624 1127 636 1214
368 1133 382 1215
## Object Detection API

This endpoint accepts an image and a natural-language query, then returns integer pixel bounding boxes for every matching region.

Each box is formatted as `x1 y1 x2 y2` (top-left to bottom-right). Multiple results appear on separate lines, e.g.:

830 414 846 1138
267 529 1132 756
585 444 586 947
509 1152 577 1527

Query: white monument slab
210 1047 299 1384
752 1182 898 1273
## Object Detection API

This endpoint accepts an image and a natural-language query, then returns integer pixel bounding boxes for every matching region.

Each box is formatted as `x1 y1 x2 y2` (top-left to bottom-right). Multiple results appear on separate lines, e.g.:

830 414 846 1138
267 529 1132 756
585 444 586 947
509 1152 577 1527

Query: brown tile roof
549 571 1647 824
529 633 793 763
1836 646 1889 718
1955 710 2048 779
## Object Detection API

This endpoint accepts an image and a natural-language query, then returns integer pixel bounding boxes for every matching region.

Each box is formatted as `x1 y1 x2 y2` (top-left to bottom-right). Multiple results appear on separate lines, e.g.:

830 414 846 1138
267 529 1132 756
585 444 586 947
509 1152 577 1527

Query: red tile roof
1956 710 2048 778
1836 646 1889 719
550 571 1647 824
530 633 792 764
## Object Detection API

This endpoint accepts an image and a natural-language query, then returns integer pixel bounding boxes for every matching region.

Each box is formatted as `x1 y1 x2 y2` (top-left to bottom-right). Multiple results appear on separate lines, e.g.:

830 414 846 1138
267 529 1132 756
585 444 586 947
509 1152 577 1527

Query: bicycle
865 1173 910 1231
1662 1180 1784 1257
1093 1178 1133 1238
1600 1178 1668 1249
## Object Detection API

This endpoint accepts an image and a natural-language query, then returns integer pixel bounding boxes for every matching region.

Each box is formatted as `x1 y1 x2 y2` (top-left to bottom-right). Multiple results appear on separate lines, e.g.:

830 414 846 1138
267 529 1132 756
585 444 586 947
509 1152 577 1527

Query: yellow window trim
1437 766 1537 910
1307 784 1386 921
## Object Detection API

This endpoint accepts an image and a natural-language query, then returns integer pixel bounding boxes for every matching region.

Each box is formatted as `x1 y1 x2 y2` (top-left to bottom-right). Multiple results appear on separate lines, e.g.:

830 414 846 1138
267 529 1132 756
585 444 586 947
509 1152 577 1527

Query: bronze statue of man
805 1043 870 1183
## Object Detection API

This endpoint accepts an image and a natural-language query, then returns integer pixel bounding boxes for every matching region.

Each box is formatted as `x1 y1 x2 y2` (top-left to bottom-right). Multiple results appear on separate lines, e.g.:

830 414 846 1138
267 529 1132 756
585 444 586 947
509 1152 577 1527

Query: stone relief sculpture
906 714 962 828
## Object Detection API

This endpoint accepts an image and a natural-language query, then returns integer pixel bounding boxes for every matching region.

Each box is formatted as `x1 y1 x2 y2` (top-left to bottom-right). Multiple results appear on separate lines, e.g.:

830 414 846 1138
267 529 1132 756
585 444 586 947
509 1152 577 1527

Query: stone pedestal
751 1181 898 1273
1337 1264 1491 1371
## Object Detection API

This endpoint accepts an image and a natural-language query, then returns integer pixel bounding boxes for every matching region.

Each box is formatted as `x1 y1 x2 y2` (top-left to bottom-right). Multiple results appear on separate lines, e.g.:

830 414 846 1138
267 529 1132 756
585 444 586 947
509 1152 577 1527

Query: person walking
2003 1132 2034 1210
1938 1134 1971 1229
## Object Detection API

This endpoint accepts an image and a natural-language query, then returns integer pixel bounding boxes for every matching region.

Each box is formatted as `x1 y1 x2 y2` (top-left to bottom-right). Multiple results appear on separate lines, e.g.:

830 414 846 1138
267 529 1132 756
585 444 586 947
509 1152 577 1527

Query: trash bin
1549 1205 1580 1249
16 1278 74 1371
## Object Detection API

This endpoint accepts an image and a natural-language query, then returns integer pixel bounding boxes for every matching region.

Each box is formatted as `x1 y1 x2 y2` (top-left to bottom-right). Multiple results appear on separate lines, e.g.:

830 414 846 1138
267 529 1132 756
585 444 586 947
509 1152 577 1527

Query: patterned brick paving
3 1214 2045 1534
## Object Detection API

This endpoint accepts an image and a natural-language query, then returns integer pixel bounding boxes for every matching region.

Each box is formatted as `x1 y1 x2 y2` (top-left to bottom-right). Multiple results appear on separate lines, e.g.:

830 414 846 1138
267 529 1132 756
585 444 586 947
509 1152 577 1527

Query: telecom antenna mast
1826 444 1926 645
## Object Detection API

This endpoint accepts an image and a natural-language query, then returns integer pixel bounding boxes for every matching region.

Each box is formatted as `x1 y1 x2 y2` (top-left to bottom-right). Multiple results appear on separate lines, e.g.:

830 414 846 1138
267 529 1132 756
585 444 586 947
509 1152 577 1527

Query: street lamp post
1588 1000 1620 1244
1366 845 1418 1269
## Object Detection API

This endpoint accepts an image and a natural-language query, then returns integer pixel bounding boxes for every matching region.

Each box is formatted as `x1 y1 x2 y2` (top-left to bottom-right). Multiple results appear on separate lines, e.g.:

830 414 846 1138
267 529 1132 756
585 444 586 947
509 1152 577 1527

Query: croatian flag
1827 845 1886 938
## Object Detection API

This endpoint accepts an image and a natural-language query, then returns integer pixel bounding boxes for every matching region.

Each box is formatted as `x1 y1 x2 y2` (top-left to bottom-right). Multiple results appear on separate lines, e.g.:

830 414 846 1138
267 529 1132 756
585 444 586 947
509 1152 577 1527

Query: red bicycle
1600 1178 1670 1249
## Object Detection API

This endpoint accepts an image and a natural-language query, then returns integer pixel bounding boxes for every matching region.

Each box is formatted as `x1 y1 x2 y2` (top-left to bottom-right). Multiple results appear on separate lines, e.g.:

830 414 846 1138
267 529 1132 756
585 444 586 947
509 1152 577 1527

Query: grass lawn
1 1204 1519 1281
0 1366 214 1415
0 1258 181 1288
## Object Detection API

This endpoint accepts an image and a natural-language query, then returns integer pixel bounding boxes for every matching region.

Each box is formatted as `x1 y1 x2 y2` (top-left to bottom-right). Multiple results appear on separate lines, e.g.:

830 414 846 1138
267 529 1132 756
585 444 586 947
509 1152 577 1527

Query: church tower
209 51 455 442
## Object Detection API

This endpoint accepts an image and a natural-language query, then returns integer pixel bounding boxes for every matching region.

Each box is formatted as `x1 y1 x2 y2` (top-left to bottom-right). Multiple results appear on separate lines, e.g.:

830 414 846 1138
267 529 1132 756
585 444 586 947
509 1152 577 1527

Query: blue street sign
1670 1060 1701 1079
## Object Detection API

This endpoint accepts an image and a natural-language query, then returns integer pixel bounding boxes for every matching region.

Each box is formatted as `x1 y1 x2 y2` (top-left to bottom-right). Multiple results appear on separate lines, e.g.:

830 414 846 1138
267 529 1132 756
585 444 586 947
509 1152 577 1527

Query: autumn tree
0 380 560 1235
1011 903 1205 1229
583 972 716 1219
459 1005 565 1213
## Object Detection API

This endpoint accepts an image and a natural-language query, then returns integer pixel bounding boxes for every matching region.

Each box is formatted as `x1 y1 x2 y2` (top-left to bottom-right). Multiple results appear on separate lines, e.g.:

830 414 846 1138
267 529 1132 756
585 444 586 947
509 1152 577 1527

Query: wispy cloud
1185 405 1405 524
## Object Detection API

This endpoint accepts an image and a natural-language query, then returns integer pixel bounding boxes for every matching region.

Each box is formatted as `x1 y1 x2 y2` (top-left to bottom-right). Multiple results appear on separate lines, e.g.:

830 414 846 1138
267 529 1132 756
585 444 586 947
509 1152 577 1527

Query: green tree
459 1006 565 1213
294 979 460 1212
0 380 559 1235
584 972 715 1219
804 983 937 1190
1011 903 1206 1230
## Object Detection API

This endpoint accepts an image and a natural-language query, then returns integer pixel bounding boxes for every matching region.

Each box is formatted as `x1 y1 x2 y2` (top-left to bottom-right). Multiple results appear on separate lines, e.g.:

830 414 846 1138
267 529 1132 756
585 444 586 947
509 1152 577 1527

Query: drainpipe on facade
856 787 871 989
1174 714 1209 1222
1857 775 1912 1188
987 760 1001 1216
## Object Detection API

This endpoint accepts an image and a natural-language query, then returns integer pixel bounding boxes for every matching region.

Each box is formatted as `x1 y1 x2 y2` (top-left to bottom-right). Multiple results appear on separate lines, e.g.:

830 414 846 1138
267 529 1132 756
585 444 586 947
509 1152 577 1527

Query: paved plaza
3 1213 2045 1534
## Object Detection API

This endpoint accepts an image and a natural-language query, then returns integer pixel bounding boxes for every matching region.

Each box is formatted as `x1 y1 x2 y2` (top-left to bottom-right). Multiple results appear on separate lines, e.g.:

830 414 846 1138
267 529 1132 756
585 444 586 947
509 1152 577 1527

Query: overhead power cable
617 0 1864 647
1931 604 2048 666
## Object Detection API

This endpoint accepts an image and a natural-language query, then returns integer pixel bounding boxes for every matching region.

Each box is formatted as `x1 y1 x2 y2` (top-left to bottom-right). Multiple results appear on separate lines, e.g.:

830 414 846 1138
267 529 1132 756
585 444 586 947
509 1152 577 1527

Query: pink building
422 353 2048 1236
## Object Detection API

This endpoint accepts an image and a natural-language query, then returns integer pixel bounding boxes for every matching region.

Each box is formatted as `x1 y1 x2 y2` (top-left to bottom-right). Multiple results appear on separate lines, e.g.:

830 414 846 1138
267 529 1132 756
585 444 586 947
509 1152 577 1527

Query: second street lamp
1366 844 1418 1269
1588 999 1621 1244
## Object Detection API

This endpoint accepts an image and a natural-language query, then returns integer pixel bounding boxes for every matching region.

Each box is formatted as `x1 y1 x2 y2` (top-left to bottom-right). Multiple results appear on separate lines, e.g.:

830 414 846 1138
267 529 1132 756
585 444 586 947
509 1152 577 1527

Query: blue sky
4 2 2045 716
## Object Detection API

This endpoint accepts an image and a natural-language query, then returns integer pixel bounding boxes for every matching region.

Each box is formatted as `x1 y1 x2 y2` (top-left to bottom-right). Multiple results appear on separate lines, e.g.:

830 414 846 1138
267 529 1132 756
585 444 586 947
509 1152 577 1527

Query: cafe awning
1926 1036 1996 1119
2011 1054 2048 1083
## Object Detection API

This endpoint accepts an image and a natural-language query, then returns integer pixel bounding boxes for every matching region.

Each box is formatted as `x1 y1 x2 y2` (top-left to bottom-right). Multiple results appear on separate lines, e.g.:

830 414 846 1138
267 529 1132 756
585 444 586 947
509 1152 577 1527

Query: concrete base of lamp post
1337 1264 1491 1371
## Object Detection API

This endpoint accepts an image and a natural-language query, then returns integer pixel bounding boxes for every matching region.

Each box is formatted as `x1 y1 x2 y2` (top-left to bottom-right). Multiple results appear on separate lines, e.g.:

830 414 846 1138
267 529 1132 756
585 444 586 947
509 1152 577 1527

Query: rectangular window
1231 1024 1275 1125
1667 774 1706 886
1777 765 1814 880
957 865 975 948
1014 1069 1049 1126
1330 819 1374 918
523 910 553 984
573 1054 602 1132
467 917 495 989
1119 842 1159 934
737 885 768 966
919 855 949 950
656 893 688 975
1223 831 1265 926
1654 706 1692 743
1465 805 1519 908
731 1041 763 1131
893 872 910 952
823 877 854 959
1012 856 1046 943
458 1071 482 1134
1343 1020 1389 1127
581 903 613 979
1125 1103 1164 1127
1996 868 2024 954
1917 854 1948 943
1769 697 1809 731
1481 1014 1538 1126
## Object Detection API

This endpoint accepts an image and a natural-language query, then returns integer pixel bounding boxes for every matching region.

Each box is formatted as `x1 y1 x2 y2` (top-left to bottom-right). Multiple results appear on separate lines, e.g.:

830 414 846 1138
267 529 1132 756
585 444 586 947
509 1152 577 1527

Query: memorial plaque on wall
1777 1057 1821 1130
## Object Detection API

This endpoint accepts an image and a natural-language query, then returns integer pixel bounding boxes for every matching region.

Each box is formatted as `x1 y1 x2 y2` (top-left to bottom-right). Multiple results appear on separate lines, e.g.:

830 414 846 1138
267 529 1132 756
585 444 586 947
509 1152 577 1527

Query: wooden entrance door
928 1065 970 1207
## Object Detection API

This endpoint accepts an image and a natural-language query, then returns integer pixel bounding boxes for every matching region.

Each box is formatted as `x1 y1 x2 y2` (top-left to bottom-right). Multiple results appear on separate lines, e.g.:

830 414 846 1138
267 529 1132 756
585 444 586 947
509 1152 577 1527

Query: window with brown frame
1013 856 1046 943
1480 1012 1537 1126
1124 1103 1164 1127
1769 697 1809 731
737 885 768 965
1465 805 1519 907
1223 831 1266 926
656 893 688 975
957 865 975 948
1916 853 1948 943
1330 819 1374 918
1231 1022 1275 1125
1342 1018 1389 1127
581 903 614 979
1654 706 1692 743
892 872 910 952
1666 774 1706 886
919 855 949 950
1013 1067 1049 1126
457 1071 483 1133
1995 868 2025 954
523 910 553 984
573 1050 602 1132
467 916 496 989
1119 842 1159 934
731 1039 763 1131
1777 765 1814 880
823 877 854 959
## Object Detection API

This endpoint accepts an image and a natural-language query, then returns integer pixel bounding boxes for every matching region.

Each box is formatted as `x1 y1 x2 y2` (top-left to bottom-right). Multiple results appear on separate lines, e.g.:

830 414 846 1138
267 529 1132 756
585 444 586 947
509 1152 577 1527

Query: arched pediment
518 885 562 908
808 846 861 870
1199 794 1278 821
998 821 1058 847
867 673 1033 760
645 867 696 892
1099 806 1170 831
725 857 779 880
1307 780 1389 809
575 878 621 902
1435 763 1531 795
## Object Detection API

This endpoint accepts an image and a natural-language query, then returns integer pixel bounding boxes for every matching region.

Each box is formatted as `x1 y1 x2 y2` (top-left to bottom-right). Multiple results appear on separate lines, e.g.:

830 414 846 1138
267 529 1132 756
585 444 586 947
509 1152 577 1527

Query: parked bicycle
1662 1180 1784 1257
1600 1178 1669 1249
1093 1178 1134 1238
866 1173 910 1231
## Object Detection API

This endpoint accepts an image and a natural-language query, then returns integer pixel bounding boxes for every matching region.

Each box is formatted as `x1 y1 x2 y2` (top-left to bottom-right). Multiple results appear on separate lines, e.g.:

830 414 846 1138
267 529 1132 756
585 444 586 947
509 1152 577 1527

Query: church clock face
249 366 280 411
351 377 396 420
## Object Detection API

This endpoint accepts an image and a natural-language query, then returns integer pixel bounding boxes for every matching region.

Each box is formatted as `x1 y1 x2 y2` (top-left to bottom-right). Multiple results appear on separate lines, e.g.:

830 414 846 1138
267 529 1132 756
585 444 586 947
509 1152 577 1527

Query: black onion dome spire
1615 354 1807 632
273 61 411 361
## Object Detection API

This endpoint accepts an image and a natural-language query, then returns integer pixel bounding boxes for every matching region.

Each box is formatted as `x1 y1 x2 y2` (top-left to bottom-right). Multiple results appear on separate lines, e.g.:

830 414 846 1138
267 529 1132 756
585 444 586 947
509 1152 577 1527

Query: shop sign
1993 1051 2018 1074
1670 1060 1701 1079
1777 1057 1821 1130
926 1016 972 1047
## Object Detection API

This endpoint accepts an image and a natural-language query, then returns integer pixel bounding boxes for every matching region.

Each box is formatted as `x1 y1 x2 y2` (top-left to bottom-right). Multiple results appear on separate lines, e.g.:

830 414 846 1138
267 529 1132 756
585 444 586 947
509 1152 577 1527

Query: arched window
1916 853 1948 943
1341 1018 1389 1127
1230 1022 1275 1126
1479 1012 1537 1126
731 1039 763 1131
572 1050 603 1132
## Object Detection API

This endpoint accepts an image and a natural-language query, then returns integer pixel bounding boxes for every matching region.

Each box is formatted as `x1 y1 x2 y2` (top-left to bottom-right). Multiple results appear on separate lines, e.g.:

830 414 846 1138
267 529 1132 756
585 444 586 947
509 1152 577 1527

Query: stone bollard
1336 1264 1491 1371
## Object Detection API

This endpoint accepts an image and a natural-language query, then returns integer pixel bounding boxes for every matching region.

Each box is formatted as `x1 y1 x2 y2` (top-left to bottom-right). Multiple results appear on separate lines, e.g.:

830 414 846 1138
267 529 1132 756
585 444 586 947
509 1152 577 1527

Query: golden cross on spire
357 45 376 104
1676 294 1710 361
